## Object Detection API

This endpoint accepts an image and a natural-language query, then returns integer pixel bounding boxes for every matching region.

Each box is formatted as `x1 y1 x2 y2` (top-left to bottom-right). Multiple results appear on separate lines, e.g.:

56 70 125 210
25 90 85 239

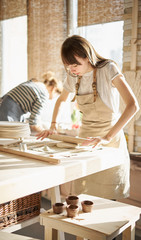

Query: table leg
122 223 135 240
50 186 61 204
49 186 65 240
45 226 52 240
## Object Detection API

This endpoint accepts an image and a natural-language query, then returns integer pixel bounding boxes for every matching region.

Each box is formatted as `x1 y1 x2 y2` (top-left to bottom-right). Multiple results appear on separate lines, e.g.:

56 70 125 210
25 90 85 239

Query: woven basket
0 192 41 229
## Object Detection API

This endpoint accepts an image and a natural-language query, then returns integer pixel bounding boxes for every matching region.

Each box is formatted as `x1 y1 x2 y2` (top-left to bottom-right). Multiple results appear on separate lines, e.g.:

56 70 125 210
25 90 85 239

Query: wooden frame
128 0 138 152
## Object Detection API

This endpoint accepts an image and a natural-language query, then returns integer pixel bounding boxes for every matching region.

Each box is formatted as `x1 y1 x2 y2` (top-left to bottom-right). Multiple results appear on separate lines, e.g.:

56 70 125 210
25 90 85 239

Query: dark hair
44 78 57 87
44 78 62 94
61 35 111 69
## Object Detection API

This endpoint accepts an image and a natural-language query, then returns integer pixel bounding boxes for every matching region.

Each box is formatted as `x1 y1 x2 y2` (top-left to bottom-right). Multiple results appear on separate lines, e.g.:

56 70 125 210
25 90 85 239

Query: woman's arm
104 74 139 141
36 88 69 140
50 88 69 130
82 74 139 147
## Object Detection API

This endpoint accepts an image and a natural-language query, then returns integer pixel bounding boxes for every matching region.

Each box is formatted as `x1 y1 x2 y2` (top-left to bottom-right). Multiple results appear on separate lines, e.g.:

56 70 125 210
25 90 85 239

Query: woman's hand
81 136 110 148
36 124 57 140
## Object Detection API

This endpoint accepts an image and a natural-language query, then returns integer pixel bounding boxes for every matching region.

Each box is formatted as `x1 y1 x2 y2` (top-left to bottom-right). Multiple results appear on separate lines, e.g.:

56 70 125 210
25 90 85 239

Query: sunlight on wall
1 16 27 95
78 21 124 69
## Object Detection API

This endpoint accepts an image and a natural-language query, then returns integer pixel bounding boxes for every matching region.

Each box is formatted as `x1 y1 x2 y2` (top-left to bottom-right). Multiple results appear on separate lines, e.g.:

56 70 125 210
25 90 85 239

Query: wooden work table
0 146 124 205
0 145 125 239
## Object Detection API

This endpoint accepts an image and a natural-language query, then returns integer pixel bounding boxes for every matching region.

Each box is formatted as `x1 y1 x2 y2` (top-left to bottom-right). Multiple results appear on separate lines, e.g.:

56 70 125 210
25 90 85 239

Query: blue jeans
0 95 25 122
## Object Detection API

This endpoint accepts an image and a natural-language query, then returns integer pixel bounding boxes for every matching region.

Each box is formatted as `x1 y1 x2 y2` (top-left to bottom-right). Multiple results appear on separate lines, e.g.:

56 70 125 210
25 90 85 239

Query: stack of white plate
0 121 31 138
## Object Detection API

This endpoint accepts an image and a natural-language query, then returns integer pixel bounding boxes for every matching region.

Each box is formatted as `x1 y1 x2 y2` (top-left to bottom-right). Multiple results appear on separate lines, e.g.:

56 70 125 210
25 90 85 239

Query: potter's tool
47 134 86 145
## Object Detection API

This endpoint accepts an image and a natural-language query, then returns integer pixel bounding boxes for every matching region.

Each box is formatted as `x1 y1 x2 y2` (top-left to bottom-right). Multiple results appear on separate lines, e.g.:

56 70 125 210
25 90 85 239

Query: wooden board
0 141 94 165
0 135 93 166
0 147 60 165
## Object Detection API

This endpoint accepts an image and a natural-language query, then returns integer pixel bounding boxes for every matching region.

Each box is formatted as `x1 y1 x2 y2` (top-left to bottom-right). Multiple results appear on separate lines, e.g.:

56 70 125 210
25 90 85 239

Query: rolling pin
47 134 86 145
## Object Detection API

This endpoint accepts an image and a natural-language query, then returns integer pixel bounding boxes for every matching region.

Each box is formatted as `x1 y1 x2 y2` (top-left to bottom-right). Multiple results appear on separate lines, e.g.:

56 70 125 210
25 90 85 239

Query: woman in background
42 71 62 99
37 35 139 201
40 71 64 130
0 74 54 133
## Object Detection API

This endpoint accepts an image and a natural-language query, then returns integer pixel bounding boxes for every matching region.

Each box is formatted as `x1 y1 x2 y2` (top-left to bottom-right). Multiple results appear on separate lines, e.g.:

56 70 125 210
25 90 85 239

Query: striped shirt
7 80 48 125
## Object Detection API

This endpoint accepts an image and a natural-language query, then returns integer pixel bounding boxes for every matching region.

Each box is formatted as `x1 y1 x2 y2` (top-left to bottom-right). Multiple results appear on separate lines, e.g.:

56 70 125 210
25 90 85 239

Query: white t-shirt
63 61 124 113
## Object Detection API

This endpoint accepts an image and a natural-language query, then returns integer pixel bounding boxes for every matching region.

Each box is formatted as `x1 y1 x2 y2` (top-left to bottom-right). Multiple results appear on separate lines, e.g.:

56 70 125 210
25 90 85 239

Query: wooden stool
0 231 39 240
40 194 141 240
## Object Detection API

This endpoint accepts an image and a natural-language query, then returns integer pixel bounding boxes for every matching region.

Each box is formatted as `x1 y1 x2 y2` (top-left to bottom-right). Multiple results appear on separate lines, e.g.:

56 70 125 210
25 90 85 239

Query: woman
40 72 63 129
37 35 139 200
0 77 50 133
42 71 62 100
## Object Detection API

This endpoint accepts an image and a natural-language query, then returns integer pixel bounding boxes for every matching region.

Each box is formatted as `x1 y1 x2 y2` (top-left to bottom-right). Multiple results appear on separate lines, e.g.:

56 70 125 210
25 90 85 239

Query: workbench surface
0 146 124 204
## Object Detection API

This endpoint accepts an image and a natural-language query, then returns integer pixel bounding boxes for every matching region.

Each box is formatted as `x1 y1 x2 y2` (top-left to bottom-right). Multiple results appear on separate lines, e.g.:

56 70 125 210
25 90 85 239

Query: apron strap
71 68 97 102
92 68 97 102
71 76 81 102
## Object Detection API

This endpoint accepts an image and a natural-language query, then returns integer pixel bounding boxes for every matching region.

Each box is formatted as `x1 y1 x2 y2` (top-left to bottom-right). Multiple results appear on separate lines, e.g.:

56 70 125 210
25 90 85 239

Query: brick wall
0 24 2 96
123 0 141 71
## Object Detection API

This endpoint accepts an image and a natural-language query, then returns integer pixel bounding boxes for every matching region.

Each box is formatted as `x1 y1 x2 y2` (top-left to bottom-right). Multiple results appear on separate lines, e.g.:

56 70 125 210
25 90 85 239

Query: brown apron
72 69 130 200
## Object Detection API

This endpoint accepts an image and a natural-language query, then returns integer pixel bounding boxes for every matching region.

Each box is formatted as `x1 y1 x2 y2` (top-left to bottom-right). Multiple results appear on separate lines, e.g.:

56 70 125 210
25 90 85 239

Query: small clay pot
66 204 79 218
53 202 64 214
66 195 79 205
81 200 94 213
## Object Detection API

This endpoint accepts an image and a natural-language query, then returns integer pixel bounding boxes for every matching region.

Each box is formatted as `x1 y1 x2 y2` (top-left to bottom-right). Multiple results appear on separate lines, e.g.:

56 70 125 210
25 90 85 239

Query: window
1 16 27 95
77 21 124 69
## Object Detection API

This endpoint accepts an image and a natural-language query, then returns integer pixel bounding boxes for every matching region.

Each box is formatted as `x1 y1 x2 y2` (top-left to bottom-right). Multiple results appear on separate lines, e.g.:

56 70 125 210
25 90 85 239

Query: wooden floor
13 197 141 240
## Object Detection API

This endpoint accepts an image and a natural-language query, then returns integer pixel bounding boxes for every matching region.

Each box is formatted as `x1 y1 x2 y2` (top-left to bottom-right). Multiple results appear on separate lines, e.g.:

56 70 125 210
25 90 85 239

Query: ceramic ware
66 204 79 218
66 195 79 205
81 200 94 212
53 202 64 214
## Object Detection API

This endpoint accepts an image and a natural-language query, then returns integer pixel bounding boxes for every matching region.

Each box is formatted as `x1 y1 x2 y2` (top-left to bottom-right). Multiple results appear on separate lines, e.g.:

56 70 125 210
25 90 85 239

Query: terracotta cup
66 204 79 218
81 200 94 213
66 195 79 205
53 202 65 214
